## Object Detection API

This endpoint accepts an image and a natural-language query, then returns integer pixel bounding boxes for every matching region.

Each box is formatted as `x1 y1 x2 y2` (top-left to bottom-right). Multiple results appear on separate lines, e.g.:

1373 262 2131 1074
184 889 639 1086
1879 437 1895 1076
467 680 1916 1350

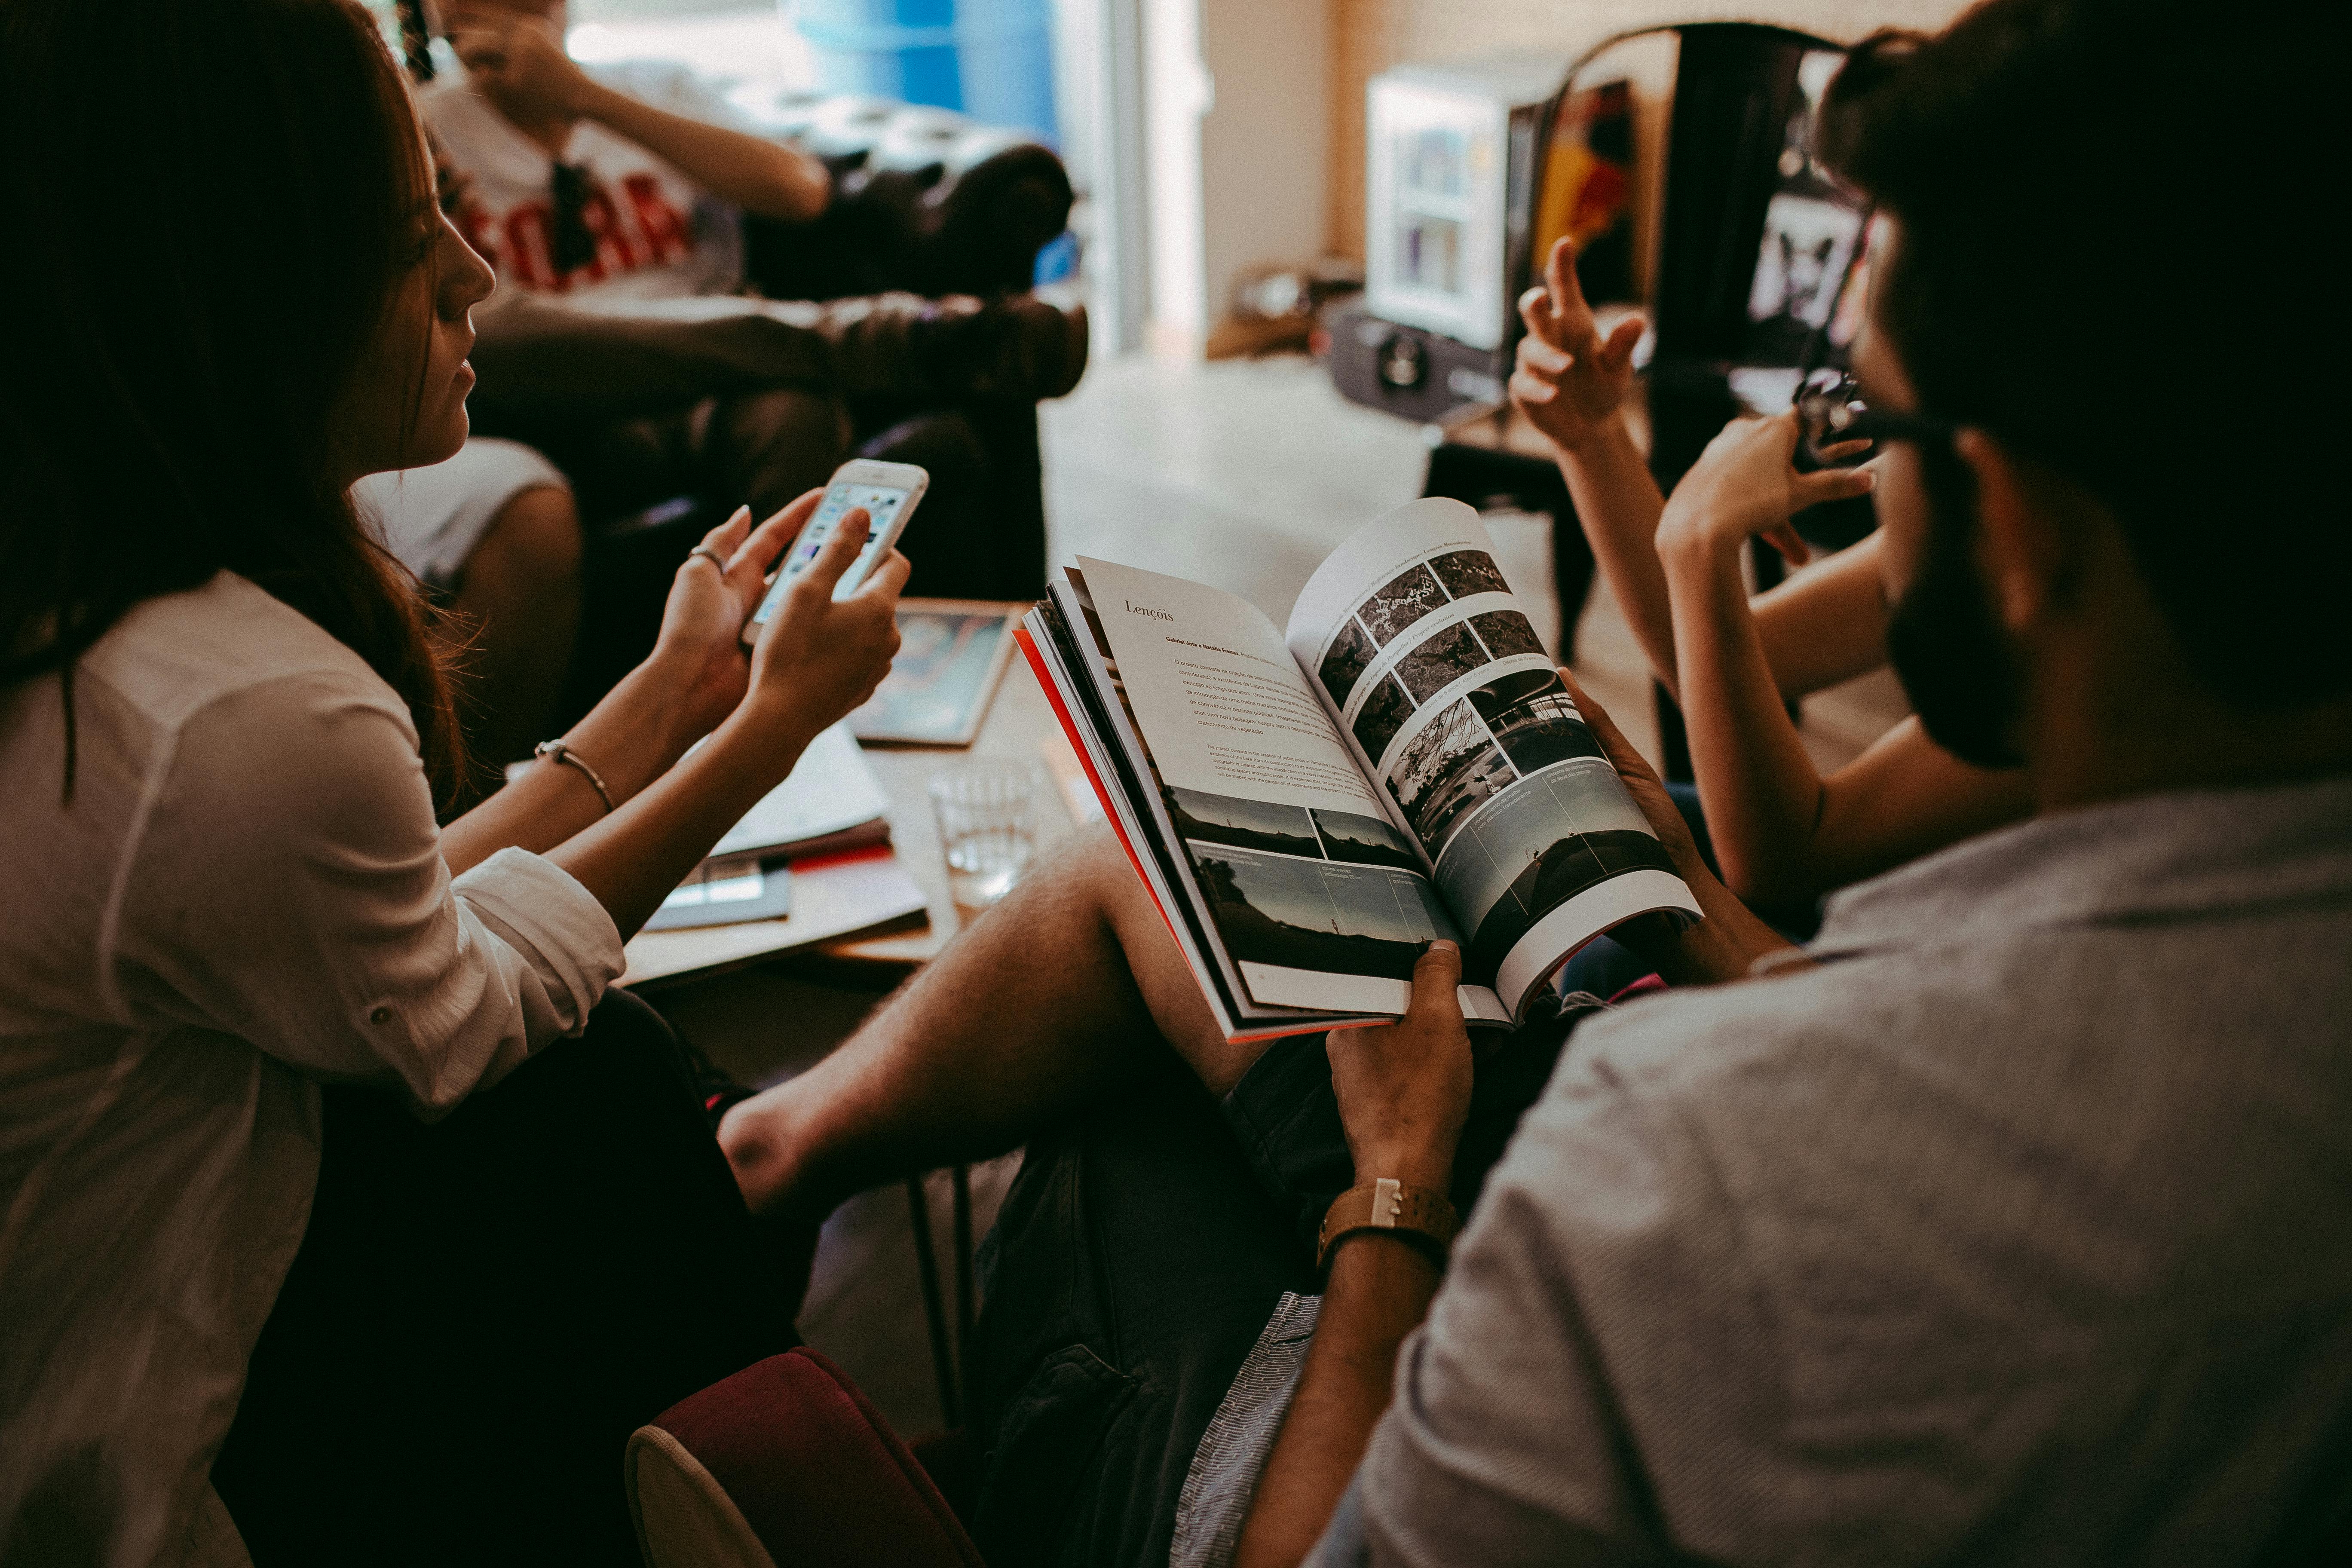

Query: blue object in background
1031 229 1079 286
787 0 1057 143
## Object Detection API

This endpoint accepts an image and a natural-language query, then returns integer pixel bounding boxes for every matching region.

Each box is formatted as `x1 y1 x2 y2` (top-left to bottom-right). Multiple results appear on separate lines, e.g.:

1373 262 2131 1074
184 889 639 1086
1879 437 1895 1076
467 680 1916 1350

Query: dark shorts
965 999 1598 1568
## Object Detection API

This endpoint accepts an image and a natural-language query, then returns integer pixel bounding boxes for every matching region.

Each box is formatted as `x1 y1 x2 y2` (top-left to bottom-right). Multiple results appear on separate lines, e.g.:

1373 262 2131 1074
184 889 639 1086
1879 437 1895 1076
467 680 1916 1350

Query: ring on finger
686 545 727 572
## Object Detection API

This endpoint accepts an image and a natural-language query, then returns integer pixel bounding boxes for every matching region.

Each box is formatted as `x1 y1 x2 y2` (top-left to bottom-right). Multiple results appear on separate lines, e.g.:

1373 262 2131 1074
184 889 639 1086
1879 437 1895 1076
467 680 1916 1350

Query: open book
1019 498 1699 1041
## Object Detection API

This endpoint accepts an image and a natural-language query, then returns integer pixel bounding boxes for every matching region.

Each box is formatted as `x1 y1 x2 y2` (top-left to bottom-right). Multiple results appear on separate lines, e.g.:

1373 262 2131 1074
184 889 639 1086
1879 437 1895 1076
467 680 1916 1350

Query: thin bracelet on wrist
534 739 615 814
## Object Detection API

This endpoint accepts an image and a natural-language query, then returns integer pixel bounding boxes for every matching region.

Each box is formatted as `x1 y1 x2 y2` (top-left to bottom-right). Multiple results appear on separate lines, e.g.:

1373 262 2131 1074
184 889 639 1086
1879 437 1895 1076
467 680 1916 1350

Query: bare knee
456 484 581 612
1024 820 1142 930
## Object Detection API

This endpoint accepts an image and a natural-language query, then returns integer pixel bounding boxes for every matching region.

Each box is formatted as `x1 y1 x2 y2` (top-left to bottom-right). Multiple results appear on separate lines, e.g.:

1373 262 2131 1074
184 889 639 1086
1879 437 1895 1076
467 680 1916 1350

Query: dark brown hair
1819 0 2347 708
0 0 467 799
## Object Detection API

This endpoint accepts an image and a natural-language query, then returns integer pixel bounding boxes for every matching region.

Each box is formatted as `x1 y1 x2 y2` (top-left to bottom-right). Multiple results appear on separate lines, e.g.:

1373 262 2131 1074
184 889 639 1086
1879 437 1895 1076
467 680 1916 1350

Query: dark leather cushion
744 141 1073 303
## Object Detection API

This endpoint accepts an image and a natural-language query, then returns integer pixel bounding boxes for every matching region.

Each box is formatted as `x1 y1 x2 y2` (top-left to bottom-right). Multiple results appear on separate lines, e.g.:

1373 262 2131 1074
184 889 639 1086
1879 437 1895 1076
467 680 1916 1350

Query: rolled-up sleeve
106 669 625 1114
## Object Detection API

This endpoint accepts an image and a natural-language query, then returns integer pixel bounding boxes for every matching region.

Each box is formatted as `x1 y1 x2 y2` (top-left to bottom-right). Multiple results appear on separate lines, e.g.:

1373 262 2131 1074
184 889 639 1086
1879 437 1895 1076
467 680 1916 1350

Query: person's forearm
1661 529 1833 905
1748 533 1896 699
550 697 816 939
1643 867 1800 984
1553 415 1682 699
1234 1237 1442 1568
1807 720 2035 891
439 658 703 876
579 80 827 221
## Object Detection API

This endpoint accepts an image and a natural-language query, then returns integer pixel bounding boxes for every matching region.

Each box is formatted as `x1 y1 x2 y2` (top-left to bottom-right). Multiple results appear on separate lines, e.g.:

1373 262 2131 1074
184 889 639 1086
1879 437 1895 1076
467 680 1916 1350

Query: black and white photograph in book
1432 756 1679 984
1166 787 1323 859
1385 697 1516 857
1355 564 1451 646
1468 609 1546 662
1318 617 1378 707
1351 673 1415 766
1428 548 1511 600
1311 808 1423 871
1393 617 1493 704
1188 845 1458 982
1467 670 1607 775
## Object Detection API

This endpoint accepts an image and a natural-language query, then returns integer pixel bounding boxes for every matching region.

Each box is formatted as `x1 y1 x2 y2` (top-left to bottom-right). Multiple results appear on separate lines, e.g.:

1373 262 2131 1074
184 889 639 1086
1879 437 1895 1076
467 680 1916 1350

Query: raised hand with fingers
444 7 596 126
1509 235 1646 455
1325 941 1474 1193
1659 411 1877 570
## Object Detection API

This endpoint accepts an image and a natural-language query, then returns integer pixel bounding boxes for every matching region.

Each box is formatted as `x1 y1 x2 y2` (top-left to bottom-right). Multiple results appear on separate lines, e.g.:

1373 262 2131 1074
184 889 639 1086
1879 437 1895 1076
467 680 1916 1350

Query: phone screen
749 481 910 627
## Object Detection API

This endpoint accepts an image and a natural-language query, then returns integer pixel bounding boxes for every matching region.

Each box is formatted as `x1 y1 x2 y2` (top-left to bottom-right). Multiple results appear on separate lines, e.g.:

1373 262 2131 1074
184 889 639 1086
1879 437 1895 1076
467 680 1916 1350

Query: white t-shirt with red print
420 61 748 301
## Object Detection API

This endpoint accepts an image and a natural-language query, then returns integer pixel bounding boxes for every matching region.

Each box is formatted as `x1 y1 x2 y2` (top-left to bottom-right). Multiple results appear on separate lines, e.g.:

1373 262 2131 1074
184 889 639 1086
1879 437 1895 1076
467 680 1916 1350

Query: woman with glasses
0 3 904 1562
1509 235 2030 947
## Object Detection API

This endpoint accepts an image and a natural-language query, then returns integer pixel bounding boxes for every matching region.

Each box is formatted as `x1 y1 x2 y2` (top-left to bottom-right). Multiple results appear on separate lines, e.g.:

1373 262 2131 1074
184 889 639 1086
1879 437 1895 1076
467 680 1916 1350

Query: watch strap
1317 1178 1460 1276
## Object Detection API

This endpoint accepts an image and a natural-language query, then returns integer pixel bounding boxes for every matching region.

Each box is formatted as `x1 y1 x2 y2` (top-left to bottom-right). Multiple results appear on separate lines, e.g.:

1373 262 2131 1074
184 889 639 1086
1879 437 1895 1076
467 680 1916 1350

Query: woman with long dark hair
0 2 905 1562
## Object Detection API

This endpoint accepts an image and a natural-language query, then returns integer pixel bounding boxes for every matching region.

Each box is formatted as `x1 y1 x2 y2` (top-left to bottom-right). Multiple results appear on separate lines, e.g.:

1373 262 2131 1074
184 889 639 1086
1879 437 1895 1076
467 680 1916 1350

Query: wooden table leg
906 1174 963 1428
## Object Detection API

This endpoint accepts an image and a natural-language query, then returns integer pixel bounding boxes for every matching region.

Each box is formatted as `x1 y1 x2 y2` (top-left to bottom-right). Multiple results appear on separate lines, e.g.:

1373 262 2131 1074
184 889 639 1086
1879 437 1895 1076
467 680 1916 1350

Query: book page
708 722 886 860
1283 500 1698 1013
1079 558 1385 815
1077 558 1509 1024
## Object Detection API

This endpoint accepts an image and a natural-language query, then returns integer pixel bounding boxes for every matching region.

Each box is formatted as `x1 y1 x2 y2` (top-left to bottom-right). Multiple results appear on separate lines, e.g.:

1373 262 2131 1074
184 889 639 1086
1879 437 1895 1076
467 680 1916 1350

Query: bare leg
719 825 1270 1220
445 484 582 777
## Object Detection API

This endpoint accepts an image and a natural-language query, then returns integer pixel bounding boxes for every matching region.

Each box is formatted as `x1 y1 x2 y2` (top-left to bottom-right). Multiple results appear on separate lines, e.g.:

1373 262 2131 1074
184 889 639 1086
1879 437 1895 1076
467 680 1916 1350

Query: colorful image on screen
754 483 910 623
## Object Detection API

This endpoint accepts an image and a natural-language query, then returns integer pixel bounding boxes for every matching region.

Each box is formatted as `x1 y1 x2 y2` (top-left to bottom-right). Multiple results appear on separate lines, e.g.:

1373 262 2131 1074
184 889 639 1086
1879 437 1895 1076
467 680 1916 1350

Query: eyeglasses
1795 369 1957 461
549 160 597 276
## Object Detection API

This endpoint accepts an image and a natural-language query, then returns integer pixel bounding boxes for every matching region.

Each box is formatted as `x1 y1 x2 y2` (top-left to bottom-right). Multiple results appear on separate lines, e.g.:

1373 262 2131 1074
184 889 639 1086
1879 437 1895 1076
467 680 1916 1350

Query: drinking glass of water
929 762 1037 916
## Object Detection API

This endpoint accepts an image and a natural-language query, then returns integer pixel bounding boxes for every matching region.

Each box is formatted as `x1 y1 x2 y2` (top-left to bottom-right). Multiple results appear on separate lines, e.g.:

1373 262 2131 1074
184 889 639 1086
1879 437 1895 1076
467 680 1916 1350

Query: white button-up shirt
0 573 625 1566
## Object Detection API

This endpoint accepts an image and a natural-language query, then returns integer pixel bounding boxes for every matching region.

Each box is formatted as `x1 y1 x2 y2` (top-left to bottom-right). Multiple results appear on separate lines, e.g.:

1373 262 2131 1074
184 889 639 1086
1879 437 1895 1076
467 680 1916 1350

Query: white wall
1197 0 1328 336
1142 0 1210 346
1140 0 1329 353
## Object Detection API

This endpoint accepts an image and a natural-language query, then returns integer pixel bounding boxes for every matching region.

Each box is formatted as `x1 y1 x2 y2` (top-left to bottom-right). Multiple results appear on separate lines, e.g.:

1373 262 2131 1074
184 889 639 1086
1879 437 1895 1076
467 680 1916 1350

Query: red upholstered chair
626 1348 984 1568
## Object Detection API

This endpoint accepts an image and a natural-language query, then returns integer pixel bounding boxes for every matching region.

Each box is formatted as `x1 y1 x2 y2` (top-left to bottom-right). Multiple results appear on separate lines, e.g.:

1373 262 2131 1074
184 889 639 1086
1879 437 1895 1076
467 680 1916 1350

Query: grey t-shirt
1313 776 2352 1565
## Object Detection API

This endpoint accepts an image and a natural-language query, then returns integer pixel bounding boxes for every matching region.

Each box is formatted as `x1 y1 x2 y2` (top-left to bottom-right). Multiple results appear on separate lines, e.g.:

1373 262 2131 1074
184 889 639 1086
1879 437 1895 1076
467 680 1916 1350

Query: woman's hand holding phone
637 489 903 771
740 499 906 763
641 496 803 747
532 494 904 940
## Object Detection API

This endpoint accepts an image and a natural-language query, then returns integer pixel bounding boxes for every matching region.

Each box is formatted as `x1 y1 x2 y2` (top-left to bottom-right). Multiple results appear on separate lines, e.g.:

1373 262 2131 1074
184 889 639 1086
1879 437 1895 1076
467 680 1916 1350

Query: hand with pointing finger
1510 235 1646 456
444 7 597 126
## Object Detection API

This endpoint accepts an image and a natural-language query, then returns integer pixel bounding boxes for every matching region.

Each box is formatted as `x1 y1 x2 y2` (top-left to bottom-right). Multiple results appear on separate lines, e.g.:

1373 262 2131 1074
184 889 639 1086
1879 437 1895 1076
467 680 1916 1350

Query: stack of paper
704 722 890 862
640 723 904 938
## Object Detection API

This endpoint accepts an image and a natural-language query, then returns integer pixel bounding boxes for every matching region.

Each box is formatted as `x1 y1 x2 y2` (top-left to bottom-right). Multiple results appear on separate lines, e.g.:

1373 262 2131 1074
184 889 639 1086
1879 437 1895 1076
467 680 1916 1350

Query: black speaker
1323 301 1512 427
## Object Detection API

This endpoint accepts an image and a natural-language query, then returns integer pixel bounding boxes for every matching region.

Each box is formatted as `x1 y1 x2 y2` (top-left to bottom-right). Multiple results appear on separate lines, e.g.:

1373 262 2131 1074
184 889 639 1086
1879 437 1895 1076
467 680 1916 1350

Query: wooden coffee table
622 631 1086 993
823 646 1084 974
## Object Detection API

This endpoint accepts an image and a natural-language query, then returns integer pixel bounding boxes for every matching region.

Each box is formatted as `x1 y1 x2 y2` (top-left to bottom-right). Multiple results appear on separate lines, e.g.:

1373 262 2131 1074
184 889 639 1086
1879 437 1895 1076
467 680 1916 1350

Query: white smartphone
740 458 928 644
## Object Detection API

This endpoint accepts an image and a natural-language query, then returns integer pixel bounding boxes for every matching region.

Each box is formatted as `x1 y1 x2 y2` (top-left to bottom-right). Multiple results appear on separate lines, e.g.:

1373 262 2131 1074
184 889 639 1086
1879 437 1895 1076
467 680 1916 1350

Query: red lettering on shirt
500 203 558 291
456 173 695 294
572 187 628 283
619 173 692 267
458 204 499 274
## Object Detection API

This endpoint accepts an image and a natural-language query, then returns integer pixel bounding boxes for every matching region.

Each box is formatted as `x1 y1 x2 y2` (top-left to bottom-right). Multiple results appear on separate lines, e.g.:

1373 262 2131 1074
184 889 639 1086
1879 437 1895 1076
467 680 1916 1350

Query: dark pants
469 289 1045 604
966 1001 1597 1568
211 991 792 1568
